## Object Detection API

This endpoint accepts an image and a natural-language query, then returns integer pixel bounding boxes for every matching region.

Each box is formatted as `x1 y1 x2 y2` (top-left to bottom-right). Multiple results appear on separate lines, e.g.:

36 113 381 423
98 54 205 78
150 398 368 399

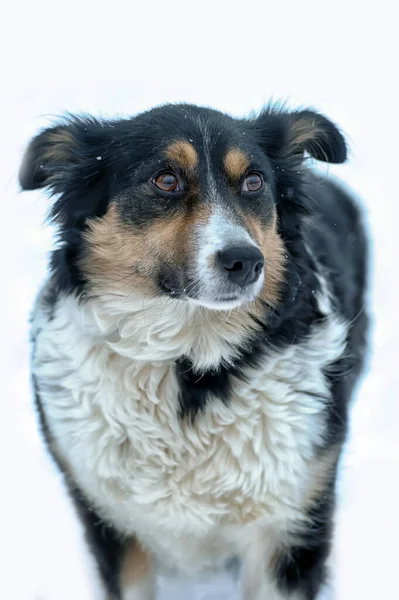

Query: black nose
217 246 265 287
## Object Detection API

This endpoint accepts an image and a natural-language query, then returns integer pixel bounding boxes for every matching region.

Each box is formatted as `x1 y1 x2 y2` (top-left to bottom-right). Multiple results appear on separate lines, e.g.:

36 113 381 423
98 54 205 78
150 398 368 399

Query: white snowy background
1 1 398 598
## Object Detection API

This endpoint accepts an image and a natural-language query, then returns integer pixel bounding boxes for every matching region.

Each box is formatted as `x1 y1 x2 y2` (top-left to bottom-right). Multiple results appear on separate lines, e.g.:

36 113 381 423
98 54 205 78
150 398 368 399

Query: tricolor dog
20 103 369 599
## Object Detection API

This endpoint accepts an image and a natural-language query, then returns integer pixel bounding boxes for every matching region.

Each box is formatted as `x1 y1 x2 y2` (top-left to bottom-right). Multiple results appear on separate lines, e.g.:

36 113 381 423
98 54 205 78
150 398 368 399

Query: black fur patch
176 357 232 418
50 228 88 297
275 474 337 598
71 492 125 600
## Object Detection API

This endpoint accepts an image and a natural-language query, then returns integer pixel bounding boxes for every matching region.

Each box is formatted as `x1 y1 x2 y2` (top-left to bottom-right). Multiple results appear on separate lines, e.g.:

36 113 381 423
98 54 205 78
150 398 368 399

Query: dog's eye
153 172 180 193
242 172 263 193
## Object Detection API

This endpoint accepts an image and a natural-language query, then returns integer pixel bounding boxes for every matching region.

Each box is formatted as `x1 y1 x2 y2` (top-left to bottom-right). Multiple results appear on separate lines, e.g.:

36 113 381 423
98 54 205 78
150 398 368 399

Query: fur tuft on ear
287 110 347 163
19 116 115 227
253 105 347 164
19 116 111 191
19 125 80 191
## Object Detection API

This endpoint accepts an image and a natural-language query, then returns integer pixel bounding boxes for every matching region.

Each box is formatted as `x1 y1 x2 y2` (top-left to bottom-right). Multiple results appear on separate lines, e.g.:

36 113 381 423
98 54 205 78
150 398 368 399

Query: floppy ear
19 117 114 226
254 106 347 164
20 124 81 191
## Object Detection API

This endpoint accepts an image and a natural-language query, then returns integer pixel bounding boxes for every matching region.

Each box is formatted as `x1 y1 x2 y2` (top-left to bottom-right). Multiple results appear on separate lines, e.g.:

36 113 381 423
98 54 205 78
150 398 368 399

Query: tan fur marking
81 202 212 294
288 118 328 160
223 148 250 180
164 140 198 171
237 194 286 310
240 211 287 310
44 129 78 162
259 228 286 308
145 203 211 262
240 213 265 247
121 538 152 588
81 204 151 294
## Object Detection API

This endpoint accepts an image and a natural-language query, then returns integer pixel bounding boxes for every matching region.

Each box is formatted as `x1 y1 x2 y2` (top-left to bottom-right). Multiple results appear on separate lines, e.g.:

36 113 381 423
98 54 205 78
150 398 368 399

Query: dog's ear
20 123 82 191
19 117 114 226
253 107 347 164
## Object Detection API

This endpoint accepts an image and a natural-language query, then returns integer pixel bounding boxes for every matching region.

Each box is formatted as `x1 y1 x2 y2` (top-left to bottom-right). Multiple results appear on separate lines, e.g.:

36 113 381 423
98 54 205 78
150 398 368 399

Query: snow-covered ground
1 2 398 598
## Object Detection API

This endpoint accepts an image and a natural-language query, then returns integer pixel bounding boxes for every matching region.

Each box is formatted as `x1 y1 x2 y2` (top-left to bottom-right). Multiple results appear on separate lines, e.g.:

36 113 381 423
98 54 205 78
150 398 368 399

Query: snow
1 1 398 599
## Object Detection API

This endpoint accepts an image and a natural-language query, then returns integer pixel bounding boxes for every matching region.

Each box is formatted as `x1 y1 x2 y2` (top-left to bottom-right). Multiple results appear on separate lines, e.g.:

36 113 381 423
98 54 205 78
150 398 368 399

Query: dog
19 102 369 599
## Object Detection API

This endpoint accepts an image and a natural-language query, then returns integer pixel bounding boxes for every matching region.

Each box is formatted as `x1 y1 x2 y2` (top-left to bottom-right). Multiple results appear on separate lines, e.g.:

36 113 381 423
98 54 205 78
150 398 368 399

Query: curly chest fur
33 292 347 557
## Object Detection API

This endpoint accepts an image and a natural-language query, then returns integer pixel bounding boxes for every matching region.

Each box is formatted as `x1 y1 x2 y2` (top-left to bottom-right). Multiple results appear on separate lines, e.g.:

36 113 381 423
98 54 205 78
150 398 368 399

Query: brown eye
242 172 264 193
153 172 180 192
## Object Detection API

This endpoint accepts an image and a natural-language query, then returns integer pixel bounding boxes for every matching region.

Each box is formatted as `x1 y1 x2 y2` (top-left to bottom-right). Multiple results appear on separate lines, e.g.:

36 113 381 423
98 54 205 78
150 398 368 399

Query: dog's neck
67 291 261 372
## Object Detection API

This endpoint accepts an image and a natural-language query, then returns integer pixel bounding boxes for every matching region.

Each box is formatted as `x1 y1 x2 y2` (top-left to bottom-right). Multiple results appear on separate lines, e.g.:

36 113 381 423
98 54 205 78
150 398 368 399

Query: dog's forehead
132 105 259 176
138 104 239 138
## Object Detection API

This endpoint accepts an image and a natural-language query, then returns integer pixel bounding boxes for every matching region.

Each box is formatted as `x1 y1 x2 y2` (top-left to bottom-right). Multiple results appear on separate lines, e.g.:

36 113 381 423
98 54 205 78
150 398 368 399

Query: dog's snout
217 246 265 287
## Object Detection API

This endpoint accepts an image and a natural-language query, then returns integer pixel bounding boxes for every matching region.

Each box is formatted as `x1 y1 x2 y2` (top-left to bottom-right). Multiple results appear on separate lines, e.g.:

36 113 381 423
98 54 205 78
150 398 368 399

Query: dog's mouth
159 278 262 310
159 279 192 299
188 290 260 310
215 294 240 302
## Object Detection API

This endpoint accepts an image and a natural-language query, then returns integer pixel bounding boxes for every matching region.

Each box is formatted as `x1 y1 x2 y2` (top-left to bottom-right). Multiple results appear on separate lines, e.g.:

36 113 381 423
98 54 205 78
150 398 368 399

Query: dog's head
20 104 346 312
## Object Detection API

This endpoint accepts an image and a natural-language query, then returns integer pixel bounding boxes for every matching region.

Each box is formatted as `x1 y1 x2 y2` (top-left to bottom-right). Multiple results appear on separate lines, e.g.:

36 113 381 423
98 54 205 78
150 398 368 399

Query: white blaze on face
193 210 265 310
197 212 255 274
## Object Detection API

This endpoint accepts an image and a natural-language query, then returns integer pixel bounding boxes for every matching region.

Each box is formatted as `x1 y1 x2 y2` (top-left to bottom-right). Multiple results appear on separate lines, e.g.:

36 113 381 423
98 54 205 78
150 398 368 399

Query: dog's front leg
241 528 329 600
120 539 156 600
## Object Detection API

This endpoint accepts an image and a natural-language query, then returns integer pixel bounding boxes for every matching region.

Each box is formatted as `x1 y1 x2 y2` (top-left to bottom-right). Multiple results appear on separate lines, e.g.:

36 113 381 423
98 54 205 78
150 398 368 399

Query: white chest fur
32 289 347 574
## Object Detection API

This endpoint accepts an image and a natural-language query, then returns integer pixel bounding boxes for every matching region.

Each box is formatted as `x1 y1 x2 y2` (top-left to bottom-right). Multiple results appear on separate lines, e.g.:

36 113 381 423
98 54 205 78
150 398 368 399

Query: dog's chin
185 277 264 311
187 293 256 311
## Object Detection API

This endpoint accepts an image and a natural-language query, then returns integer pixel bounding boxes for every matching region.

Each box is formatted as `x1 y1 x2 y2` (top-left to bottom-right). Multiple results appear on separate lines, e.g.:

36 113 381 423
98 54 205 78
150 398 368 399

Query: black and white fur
20 103 369 599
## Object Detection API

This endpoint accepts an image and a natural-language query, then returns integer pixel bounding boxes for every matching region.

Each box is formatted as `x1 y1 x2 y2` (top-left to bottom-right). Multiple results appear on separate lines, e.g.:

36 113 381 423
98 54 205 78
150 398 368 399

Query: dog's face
20 104 346 311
